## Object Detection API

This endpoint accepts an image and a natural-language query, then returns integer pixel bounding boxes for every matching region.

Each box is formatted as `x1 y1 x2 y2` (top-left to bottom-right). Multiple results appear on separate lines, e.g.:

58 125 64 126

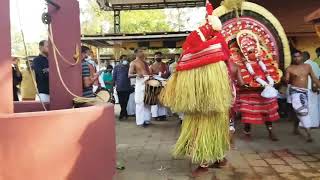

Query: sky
10 0 203 43
10 0 89 42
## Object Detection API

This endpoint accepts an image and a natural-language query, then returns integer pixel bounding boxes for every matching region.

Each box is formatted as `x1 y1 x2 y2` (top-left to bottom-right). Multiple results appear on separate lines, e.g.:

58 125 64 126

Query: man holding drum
150 52 170 121
129 48 152 127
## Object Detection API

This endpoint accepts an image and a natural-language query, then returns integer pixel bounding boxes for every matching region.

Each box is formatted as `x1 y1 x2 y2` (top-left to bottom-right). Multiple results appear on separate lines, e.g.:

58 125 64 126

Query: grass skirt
160 61 232 114
173 113 230 164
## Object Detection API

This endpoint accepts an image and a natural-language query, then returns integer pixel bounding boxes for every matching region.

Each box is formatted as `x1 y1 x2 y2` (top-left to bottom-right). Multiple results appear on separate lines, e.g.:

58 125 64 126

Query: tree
165 8 190 31
11 28 42 56
80 0 173 34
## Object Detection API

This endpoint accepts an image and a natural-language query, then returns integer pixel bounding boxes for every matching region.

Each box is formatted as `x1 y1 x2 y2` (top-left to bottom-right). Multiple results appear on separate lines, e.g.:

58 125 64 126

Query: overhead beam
99 0 205 11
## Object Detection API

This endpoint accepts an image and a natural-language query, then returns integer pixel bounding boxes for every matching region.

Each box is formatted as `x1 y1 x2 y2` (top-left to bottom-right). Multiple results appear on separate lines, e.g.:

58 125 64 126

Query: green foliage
81 0 173 34
11 28 39 56
121 10 172 33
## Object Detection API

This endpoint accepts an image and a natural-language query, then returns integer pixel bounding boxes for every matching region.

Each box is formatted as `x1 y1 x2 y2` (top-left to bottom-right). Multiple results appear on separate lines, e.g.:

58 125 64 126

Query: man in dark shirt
113 55 132 120
12 57 22 101
81 46 100 97
32 40 50 102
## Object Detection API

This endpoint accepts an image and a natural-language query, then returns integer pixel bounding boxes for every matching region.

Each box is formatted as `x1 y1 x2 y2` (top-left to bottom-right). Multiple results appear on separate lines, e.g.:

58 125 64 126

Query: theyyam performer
213 0 291 141
160 0 233 175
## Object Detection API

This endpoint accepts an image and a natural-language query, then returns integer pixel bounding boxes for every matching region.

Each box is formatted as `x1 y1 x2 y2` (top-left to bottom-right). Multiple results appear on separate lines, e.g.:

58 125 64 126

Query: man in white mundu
303 51 320 127
150 52 170 121
129 48 152 127
126 78 136 116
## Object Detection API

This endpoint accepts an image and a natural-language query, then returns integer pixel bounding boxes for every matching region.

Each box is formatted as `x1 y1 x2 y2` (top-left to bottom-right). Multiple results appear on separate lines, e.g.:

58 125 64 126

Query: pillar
114 10 121 33
48 0 82 110
0 0 13 113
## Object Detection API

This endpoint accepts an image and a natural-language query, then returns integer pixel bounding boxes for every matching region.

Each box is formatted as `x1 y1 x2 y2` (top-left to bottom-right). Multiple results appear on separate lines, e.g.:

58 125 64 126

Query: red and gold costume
213 1 291 126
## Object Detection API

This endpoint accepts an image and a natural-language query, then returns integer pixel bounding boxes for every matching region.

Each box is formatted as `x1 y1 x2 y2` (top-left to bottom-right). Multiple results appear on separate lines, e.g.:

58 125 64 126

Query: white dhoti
151 104 168 117
178 112 184 120
127 92 136 116
304 60 320 128
308 91 320 128
135 77 151 125
289 86 311 129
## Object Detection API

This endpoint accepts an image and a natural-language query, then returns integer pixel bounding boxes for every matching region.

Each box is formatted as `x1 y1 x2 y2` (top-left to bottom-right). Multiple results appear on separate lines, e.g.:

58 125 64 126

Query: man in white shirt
303 51 320 128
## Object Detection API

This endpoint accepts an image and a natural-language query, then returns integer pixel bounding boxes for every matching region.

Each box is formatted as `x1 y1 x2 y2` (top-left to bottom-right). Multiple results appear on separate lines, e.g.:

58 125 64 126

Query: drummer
150 52 170 121
129 48 152 127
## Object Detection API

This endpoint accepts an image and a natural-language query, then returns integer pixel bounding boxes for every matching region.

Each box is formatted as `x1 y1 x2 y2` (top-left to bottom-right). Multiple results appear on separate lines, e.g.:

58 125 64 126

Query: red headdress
176 1 229 71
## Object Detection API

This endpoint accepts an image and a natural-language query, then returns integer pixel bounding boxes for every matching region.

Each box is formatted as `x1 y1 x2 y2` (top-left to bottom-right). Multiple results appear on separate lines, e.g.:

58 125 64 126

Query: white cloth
289 86 311 129
151 104 168 117
169 62 177 74
304 60 320 127
178 112 184 120
127 92 136 116
287 84 292 104
135 77 151 125
113 88 119 104
307 91 320 127
261 85 278 99
99 72 106 89
36 93 50 103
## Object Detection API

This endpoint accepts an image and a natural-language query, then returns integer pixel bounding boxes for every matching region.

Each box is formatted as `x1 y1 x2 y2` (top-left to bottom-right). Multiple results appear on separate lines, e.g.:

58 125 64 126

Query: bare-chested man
129 48 152 127
150 52 170 121
286 50 320 142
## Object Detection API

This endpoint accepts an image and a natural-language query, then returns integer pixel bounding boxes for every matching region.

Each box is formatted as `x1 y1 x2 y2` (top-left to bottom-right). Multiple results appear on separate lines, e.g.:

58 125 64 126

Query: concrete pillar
48 0 82 110
0 0 13 113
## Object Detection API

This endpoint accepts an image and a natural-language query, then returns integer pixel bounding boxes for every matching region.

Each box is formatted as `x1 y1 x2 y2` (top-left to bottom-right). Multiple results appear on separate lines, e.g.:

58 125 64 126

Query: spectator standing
33 40 50 102
113 55 132 120
303 51 320 128
81 46 100 97
12 57 22 101
103 65 114 92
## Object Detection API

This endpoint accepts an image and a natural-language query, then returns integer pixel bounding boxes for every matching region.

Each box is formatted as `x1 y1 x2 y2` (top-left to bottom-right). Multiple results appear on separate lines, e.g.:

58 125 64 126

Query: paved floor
113 105 320 180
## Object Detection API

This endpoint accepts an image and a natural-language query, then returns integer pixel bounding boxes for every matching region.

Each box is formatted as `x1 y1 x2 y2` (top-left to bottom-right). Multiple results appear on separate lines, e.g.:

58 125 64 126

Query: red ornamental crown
206 0 214 16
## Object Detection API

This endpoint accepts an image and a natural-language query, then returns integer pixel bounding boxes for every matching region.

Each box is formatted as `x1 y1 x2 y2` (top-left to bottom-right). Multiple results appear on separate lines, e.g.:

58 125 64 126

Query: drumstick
131 74 150 78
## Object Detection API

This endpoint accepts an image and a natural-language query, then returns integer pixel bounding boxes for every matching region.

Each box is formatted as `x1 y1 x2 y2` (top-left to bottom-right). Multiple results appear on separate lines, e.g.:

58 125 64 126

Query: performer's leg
136 103 145 126
192 157 228 177
143 104 152 125
158 105 168 120
298 114 313 142
191 166 208 177
244 123 251 135
287 104 300 134
265 121 278 141
229 111 236 149
293 112 300 135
